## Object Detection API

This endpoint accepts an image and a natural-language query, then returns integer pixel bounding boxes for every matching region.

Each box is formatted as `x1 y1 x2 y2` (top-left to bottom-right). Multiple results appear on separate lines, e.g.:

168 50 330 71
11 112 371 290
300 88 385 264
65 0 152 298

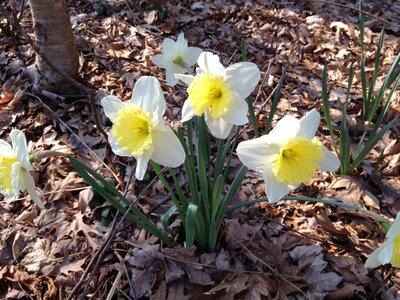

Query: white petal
10 130 31 169
0 160 19 201
195 66 206 76
152 54 168 68
21 172 44 208
197 52 225 76
151 125 185 168
204 113 232 139
221 94 248 125
175 74 195 85
108 132 134 157
135 151 152 180
263 167 298 203
176 32 188 50
298 108 320 139
268 115 300 143
101 96 126 123
0 140 12 154
377 239 393 265
165 65 187 87
166 69 180 87
365 246 384 268
224 62 260 99
387 212 400 240
11 161 23 196
162 37 175 54
131 76 166 117
318 145 340 171
183 48 203 66
237 136 280 172
181 100 196 123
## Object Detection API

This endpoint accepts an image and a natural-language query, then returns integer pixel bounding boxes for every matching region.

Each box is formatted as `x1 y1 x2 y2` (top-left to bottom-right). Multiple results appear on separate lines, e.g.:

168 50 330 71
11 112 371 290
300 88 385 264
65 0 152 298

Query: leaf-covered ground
1 0 400 299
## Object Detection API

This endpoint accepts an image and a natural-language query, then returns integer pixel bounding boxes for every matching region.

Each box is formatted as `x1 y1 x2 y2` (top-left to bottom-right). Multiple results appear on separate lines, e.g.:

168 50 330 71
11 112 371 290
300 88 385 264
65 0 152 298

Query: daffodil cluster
0 31 391 263
111 33 341 249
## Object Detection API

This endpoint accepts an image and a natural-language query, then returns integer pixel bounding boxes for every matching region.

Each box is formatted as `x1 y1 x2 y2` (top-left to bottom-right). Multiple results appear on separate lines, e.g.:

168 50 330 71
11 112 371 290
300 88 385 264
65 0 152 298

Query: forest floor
1 0 400 299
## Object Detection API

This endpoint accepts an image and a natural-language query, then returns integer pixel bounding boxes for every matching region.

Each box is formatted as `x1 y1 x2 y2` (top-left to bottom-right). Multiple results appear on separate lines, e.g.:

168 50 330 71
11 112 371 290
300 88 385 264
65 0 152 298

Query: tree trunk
29 0 79 95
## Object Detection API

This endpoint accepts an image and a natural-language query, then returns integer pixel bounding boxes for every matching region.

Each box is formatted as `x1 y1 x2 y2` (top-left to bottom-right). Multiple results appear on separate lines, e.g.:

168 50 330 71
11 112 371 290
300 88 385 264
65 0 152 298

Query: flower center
187 74 233 119
273 138 323 185
391 235 400 267
112 104 154 156
0 155 16 196
173 55 184 65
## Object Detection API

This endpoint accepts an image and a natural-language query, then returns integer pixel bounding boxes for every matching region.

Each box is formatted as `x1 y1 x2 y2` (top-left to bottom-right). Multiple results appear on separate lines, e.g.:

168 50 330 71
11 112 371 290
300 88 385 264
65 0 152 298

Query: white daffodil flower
101 76 185 180
175 51 260 139
365 213 400 268
237 109 340 203
0 130 44 208
152 32 203 87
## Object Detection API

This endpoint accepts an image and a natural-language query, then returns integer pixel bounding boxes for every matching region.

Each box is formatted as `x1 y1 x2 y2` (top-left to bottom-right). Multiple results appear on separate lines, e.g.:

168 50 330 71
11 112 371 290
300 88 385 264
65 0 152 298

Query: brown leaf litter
0 0 400 298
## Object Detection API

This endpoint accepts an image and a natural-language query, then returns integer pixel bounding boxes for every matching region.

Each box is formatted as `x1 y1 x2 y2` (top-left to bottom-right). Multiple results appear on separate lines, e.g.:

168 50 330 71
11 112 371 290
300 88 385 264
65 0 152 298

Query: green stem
241 38 259 137
227 196 388 223
31 150 67 163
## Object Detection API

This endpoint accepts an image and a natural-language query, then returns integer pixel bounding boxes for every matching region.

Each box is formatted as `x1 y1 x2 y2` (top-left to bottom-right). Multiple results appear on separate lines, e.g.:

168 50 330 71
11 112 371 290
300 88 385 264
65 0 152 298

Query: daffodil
101 76 185 180
0 130 44 208
175 51 260 139
237 109 340 203
365 213 400 268
151 32 203 87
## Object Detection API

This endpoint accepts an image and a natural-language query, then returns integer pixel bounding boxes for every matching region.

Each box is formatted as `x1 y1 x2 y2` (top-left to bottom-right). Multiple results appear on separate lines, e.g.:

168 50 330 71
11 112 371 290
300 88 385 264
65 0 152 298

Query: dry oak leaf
70 211 103 250
20 238 56 275
127 245 164 299
321 176 379 210
290 245 342 294
59 257 87 275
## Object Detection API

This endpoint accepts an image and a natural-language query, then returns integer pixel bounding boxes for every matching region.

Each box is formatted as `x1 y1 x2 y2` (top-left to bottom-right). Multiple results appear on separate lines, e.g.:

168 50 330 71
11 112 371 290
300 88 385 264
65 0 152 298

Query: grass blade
216 165 248 228
366 28 385 114
69 156 171 244
339 104 351 174
351 116 399 171
265 67 286 134
161 205 177 234
321 64 337 150
185 204 198 247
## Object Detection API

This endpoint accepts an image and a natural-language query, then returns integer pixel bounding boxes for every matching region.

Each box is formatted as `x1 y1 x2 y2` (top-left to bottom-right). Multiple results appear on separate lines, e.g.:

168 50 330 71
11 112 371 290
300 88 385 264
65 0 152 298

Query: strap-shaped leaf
69 156 171 244
185 204 198 247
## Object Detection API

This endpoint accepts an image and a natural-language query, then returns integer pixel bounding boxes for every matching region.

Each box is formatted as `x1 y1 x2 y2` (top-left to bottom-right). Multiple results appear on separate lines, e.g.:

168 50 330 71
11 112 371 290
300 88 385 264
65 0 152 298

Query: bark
29 0 79 95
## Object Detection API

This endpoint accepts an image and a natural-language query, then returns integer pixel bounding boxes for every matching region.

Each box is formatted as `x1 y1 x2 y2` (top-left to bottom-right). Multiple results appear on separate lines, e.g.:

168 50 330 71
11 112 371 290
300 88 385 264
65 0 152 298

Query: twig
66 211 119 300
233 237 312 300
68 165 167 300
114 250 135 293
162 253 272 276
17 186 90 201
105 269 123 300
25 92 124 188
